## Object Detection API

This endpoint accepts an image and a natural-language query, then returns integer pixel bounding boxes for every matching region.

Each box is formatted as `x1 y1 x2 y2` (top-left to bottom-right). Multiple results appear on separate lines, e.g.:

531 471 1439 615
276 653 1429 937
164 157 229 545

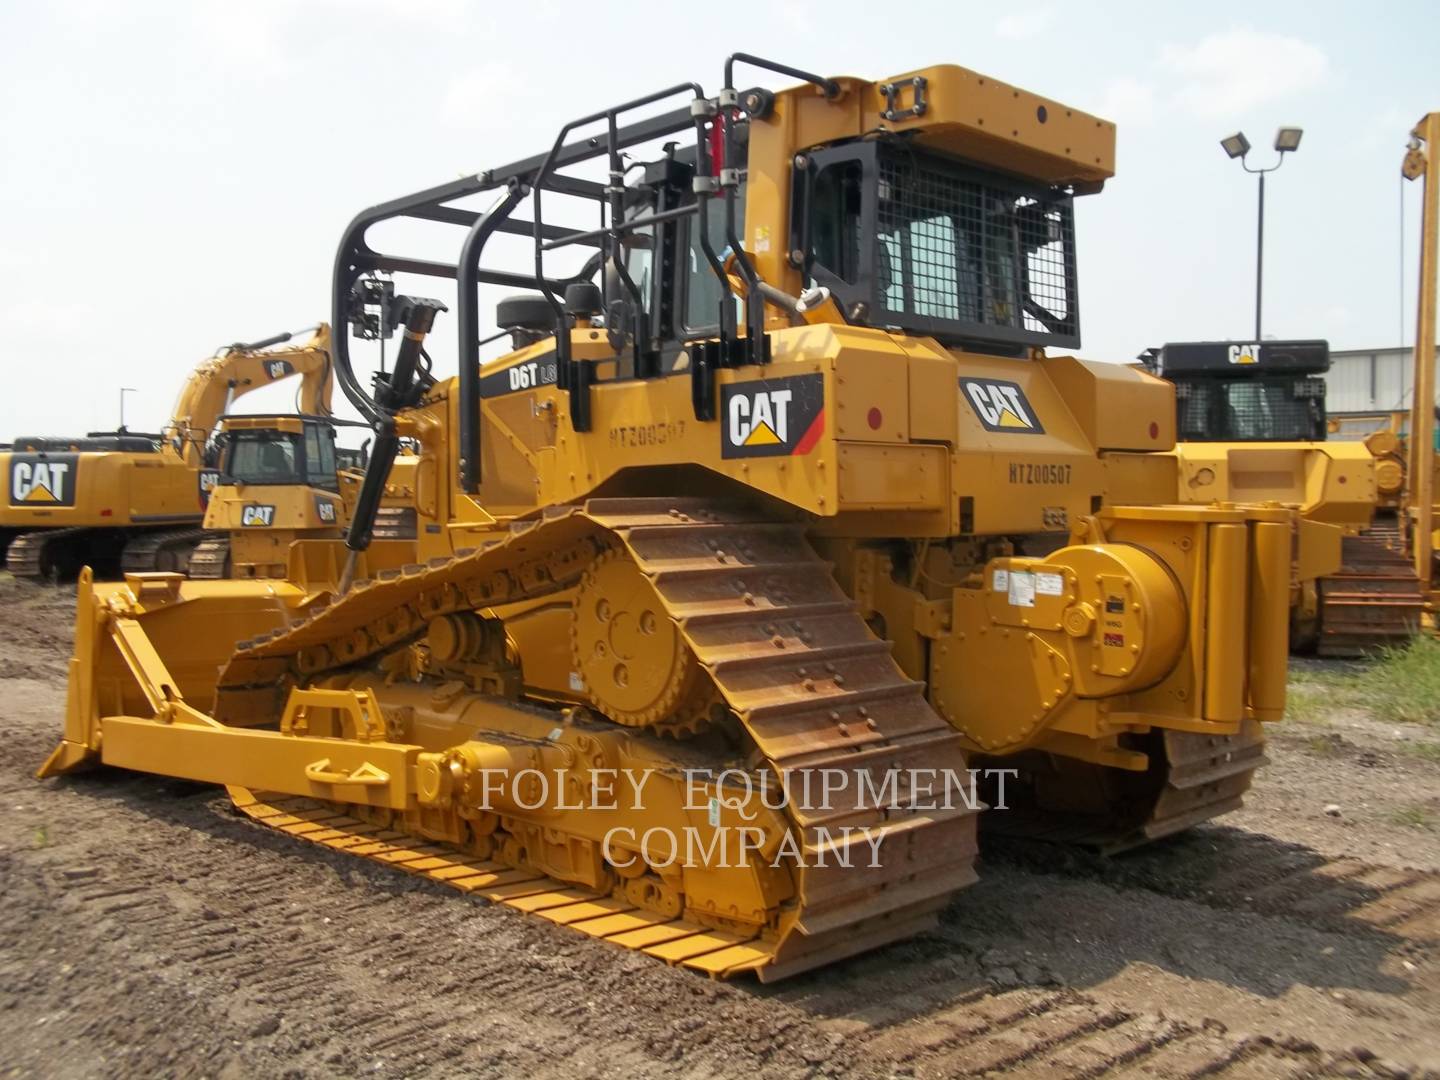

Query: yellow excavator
41 57 1338 981
1143 340 1423 655
0 325 334 579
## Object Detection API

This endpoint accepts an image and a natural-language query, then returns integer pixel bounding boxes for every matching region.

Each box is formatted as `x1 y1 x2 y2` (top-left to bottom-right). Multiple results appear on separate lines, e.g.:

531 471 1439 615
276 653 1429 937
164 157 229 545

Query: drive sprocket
569 546 715 736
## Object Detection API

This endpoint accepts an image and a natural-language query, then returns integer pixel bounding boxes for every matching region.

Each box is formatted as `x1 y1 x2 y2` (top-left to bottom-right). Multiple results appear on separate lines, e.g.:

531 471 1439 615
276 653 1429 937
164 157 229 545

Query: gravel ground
1 577 1438 1079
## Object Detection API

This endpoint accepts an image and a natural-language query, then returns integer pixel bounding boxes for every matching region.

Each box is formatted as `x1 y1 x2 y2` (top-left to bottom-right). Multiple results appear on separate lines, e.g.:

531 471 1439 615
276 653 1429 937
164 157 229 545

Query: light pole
1221 127 1304 340
119 387 136 431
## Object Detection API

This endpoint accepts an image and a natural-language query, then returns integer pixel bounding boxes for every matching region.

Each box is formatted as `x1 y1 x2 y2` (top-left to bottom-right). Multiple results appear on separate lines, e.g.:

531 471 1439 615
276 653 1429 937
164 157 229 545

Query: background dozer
42 56 1337 981
188 414 351 579
188 414 421 579
1145 339 1424 654
0 325 334 580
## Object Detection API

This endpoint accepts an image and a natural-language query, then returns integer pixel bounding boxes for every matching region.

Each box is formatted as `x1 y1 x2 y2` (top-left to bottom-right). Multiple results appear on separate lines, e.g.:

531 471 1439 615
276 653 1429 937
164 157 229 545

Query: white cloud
1162 27 1328 118
995 8 1052 40
1097 77 1156 127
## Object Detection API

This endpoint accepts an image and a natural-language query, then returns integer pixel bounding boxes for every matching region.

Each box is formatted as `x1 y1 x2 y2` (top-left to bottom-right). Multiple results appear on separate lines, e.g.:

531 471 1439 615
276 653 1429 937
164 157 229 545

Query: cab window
682 190 747 333
224 433 301 484
304 424 339 490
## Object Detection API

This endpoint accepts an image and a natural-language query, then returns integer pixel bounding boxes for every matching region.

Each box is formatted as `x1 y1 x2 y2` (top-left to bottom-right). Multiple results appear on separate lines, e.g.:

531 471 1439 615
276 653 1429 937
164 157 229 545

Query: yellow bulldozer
187 414 352 580
0 325 334 579
188 413 421 580
41 56 1338 981
1143 339 1424 655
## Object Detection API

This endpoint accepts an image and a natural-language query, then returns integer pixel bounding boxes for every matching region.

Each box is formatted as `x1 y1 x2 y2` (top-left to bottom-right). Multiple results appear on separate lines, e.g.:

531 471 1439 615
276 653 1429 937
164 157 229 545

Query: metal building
1325 345 1440 417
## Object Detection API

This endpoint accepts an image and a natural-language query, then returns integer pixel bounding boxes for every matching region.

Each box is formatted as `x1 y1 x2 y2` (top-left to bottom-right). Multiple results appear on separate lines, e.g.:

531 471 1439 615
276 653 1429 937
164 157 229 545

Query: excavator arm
162 324 334 466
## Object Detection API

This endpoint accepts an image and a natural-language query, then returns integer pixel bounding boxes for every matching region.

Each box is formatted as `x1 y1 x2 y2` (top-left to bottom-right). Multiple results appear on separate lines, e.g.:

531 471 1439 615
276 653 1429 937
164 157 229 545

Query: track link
983 722 1268 855
1318 529 1425 656
187 534 231 579
218 498 979 980
4 527 93 580
119 527 206 575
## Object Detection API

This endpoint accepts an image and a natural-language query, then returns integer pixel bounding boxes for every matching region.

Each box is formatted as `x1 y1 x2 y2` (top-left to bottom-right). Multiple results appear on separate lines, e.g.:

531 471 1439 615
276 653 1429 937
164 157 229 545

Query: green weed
1356 637 1440 726
1389 805 1435 829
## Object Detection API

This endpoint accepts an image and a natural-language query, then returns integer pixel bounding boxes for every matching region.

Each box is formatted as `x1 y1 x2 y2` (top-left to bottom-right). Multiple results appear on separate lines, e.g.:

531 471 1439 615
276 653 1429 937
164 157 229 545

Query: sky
1 0 1437 437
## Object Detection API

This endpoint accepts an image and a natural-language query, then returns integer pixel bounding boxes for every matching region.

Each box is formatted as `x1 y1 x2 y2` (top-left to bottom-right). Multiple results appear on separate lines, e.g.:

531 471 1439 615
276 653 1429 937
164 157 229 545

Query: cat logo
315 498 337 524
961 378 1044 435
720 373 825 459
264 359 295 380
197 468 220 510
1227 344 1261 365
8 454 77 507
241 504 276 527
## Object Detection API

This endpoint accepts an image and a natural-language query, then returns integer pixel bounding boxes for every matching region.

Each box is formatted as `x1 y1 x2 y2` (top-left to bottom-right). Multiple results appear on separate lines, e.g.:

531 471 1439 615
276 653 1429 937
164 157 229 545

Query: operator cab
213 415 340 491
606 128 1082 363
1149 340 1330 442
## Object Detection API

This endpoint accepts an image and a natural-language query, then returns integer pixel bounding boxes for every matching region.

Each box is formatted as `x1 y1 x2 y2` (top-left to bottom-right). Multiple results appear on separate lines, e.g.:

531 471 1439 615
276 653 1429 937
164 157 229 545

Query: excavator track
119 527 206 576
187 535 231 579
216 498 979 980
1317 528 1425 657
982 722 1268 856
4 527 93 580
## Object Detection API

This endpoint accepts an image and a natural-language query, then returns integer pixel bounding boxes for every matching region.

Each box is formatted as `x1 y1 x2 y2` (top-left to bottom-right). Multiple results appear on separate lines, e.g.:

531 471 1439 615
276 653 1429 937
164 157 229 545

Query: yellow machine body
192 417 422 581
42 62 1339 981
1165 441 1376 529
1 325 334 577
195 415 350 579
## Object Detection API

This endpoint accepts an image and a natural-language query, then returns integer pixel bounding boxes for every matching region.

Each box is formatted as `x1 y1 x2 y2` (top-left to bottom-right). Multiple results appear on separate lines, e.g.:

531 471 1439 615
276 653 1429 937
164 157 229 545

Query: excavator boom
163 324 335 467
